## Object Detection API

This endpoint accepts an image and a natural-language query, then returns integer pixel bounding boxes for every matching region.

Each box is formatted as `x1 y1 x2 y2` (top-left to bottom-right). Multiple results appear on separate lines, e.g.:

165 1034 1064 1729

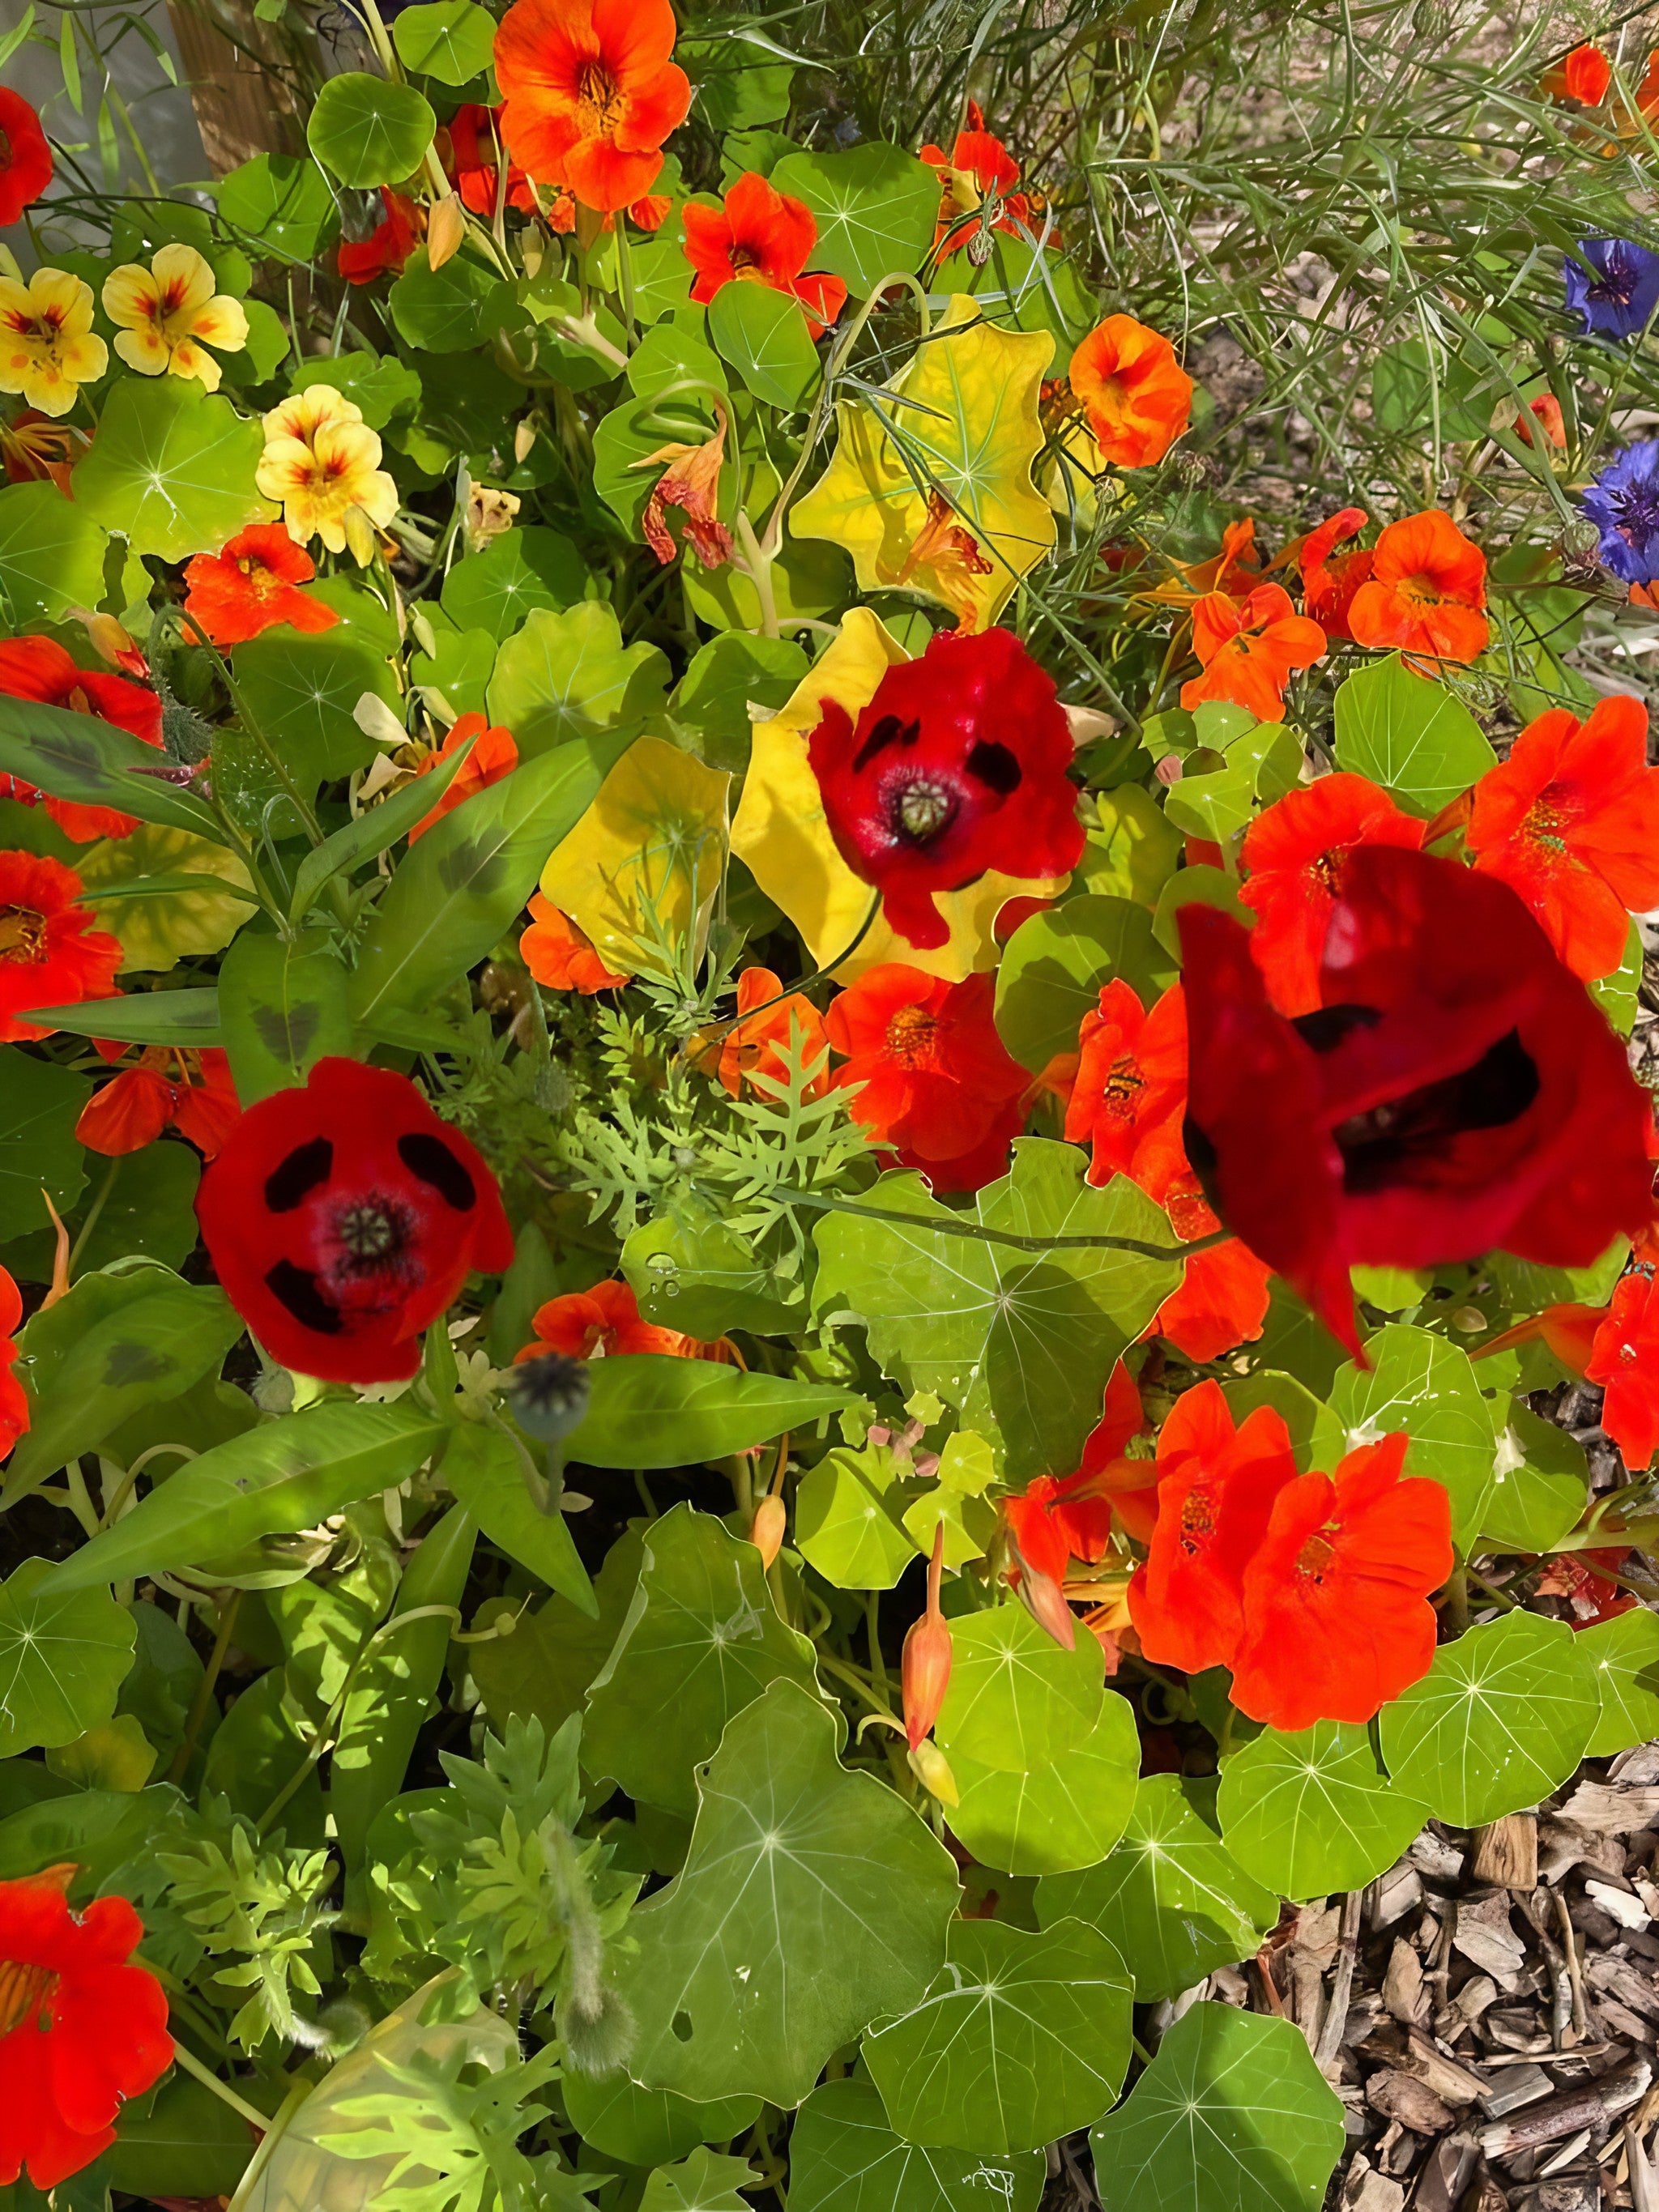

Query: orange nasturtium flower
637 419 734 570
1345 507 1488 664
337 190 422 286
518 893 629 992
495 0 692 214
919 100 1045 257
75 1046 241 1159
1179 584 1326 722
1466 692 1659 981
1542 41 1613 104
517 1277 701 1361
714 967 830 1101
182 524 340 648
1289 505 1370 639
680 173 848 338
407 715 520 842
1066 315 1193 469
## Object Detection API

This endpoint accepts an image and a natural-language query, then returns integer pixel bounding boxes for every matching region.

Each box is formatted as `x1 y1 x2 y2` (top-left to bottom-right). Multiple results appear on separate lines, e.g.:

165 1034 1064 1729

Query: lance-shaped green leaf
583 1504 820 1812
44 1401 447 1592
288 735 473 923
769 144 942 294
935 1603 1103 1774
1089 2004 1346 2212
944 1693 1140 1877
23 989 224 1046
218 926 355 1103
1328 1322 1497 1545
1217 1721 1430 1902
1037 1775 1279 2003
1332 653 1497 817
563 1354 849 1470
0 1046 89 1242
787 2078 1043 2212
813 1139 1180 1482
73 378 271 560
1580 1607 1659 1758
441 1421 595 1617
1378 1609 1599 1826
0 1558 137 1757
350 731 631 1025
0 693 221 841
0 479 109 624
864 1917 1132 2155
5 1273 245 1503
609 1681 958 2106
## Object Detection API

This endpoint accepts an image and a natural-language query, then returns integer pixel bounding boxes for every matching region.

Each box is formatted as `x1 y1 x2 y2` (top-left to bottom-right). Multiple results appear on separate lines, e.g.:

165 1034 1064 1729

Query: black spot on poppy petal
1335 1029 1541 1194
397 1131 477 1211
965 739 1021 795
1291 1003 1383 1055
263 1259 342 1335
851 714 919 775
264 1137 333 1213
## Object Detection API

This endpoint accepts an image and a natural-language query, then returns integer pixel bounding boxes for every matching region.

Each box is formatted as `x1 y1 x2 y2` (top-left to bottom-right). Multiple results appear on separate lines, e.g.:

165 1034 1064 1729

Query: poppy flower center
333 1197 409 1265
1325 1024 1541 1193
885 1004 940 1068
577 61 623 133
0 1956 57 2035
0 904 47 963
891 776 957 845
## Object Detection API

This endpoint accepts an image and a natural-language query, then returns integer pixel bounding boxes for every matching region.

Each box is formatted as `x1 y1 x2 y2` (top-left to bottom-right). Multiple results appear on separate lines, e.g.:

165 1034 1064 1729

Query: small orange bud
907 1738 958 1805
1018 1561 1077 1650
750 1491 787 1571
902 1520 952 1750
427 191 466 271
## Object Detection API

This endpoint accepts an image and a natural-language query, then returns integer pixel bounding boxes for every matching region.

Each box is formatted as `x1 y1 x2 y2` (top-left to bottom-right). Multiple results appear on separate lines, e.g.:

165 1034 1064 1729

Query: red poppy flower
825 964 1029 1187
517 1276 697 1362
0 636 163 840
1346 508 1488 666
1542 42 1612 103
0 91 52 228
0 1869 173 2189
715 966 830 1100
1292 505 1371 639
496 0 692 213
680 173 848 338
1180 845 1658 1353
1180 585 1326 722
1064 978 1188 1194
194 1057 514 1384
76 1046 241 1160
337 190 420 285
1229 1433 1452 1728
0 850 122 1043
807 627 1084 953
446 104 538 216
1466 694 1659 982
181 524 339 649
519 894 629 992
919 100 1040 257
1066 316 1192 470
1586 1268 1659 1473
1128 1382 1299 1677
1240 773 1427 1016
1006 1361 1148 1576
407 715 519 843
0 1265 26 1463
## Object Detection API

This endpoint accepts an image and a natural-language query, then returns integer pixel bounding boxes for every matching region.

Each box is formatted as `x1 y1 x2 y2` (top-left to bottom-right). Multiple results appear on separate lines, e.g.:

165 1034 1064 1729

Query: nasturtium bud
1017 1558 1077 1651
907 1737 958 1806
750 1492 787 1570
902 1520 952 1750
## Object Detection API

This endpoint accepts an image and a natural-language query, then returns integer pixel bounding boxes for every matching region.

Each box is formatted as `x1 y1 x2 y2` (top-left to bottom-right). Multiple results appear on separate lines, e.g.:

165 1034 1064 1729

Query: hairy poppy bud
510 1349 591 1445
902 1521 952 1750
750 1491 787 1570
1017 1560 1077 1650
907 1738 958 1805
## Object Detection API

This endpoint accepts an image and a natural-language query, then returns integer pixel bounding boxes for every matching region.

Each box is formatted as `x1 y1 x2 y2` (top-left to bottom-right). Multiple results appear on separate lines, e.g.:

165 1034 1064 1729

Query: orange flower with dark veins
0 1868 173 2189
0 850 123 1043
638 419 733 569
517 1276 700 1361
1180 584 1325 722
1229 1433 1452 1729
76 1045 241 1158
1588 1268 1659 1473
1346 507 1488 665
1067 316 1193 469
519 894 629 992
680 173 848 337
1466 693 1659 982
496 0 691 213
407 714 520 842
182 523 340 647
896 492 995 633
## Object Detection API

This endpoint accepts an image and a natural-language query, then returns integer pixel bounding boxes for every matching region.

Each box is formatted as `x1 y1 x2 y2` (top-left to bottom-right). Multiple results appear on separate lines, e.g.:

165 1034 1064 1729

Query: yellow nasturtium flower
0 266 107 418
101 245 249 392
256 383 399 560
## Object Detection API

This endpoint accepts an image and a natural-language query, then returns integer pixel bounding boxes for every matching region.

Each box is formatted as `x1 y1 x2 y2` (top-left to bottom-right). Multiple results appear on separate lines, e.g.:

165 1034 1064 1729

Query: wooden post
164 0 304 175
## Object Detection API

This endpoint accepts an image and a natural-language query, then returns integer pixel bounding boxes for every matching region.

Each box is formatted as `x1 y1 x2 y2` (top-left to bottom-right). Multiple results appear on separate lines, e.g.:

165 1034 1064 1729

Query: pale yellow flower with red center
100 245 248 393
256 383 399 558
0 267 106 418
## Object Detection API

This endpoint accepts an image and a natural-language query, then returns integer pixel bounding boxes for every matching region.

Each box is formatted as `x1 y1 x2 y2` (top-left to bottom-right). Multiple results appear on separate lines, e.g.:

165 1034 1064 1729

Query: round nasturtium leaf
557 2068 759 2169
863 1917 1133 2156
934 1602 1104 1775
1378 1609 1600 1827
0 1558 137 1757
390 0 495 84
1580 1606 1659 1758
440 526 584 641
945 1691 1140 1876
79 823 256 973
792 1446 917 1591
0 479 109 625
1327 1321 1497 1545
768 143 943 296
1036 1773 1279 2005
707 279 820 411
0 1045 91 1245
73 379 272 560
1089 2003 1346 2212
307 71 436 189
786 2077 1045 2212
1217 1720 1430 1902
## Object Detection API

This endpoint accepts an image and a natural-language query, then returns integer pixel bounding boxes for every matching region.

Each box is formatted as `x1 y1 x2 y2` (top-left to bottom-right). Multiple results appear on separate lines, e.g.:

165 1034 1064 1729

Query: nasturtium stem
773 1183 1209 1264
168 2039 275 2134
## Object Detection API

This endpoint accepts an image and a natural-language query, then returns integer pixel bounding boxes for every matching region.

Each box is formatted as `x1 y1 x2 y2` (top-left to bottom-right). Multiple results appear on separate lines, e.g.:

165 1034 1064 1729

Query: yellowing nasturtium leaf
729 607 1068 982
539 735 729 978
79 822 257 972
791 296 1056 632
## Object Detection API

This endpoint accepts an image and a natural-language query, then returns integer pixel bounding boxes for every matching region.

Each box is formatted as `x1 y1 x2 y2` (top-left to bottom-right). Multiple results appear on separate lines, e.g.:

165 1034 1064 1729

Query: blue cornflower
1582 440 1659 583
1564 238 1659 339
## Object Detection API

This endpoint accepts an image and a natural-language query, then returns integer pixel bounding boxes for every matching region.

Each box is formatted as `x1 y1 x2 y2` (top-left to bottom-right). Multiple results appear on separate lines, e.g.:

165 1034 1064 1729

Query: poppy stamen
334 1197 409 1265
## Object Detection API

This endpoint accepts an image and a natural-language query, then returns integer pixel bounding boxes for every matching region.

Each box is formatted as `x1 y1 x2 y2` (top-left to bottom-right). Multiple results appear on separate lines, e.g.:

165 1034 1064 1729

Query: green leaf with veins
1327 1322 1497 1545
1332 653 1498 817
1089 2003 1346 2212
786 2078 1044 2212
1217 1720 1430 1901
73 378 271 560
863 1917 1132 2155
1036 1774 1279 2003
812 1137 1180 1482
944 1692 1141 1877
768 144 942 294
0 1558 137 1757
638 2147 757 2212
608 1681 958 2106
934 1602 1103 1775
1580 1608 1659 1757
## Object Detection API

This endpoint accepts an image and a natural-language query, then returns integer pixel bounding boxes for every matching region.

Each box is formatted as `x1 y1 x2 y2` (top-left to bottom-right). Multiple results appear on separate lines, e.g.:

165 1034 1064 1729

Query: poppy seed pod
510 1349 591 1445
